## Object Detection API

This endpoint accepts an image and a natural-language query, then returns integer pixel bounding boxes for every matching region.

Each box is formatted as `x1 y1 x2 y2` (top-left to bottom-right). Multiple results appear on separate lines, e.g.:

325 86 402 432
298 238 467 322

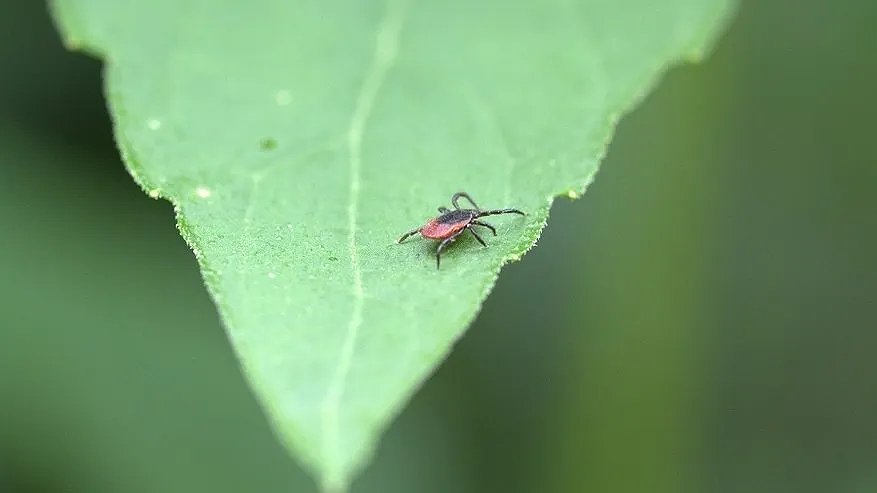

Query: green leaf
51 0 733 490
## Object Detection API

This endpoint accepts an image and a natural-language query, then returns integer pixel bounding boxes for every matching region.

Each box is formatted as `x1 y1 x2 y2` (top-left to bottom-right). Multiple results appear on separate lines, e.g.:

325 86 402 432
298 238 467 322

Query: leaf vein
319 0 409 488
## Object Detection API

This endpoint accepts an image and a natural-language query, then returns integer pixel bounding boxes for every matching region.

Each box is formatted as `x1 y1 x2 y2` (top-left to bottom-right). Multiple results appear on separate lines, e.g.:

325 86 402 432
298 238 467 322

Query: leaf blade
51 0 735 489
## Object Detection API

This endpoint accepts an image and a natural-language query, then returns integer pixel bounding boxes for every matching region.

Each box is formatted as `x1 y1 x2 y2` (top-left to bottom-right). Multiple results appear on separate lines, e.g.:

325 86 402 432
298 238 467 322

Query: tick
397 192 525 269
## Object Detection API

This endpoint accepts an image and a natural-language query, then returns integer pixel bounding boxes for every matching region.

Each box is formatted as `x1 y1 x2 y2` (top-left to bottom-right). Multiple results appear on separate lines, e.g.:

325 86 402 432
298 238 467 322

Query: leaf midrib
318 0 411 489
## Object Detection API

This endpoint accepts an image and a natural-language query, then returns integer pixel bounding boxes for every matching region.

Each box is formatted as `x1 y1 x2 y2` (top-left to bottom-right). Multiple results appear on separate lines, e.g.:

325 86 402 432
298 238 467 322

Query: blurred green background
1 0 875 492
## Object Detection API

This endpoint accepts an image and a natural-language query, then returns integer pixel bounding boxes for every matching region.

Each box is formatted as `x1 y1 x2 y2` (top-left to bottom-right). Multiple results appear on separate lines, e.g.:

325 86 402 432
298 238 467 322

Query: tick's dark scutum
437 209 476 225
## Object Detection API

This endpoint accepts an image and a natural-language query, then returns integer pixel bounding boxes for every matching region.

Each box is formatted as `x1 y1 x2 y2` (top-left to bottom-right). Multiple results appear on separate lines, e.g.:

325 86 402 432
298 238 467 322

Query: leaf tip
320 471 350 493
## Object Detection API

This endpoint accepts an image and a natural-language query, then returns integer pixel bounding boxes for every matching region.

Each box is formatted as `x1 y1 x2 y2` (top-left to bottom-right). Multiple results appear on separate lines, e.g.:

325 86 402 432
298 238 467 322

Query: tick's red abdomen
421 218 466 239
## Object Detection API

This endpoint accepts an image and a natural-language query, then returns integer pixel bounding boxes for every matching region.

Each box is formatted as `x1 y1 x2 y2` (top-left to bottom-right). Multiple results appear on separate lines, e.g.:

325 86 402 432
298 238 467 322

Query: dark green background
1 1 875 492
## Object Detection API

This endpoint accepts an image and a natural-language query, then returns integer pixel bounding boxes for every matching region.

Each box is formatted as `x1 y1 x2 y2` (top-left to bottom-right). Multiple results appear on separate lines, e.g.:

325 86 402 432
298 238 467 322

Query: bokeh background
2 0 875 492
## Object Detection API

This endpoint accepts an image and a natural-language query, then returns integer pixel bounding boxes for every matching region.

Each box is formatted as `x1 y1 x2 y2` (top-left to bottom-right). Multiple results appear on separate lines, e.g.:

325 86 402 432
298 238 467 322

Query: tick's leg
452 192 481 211
467 226 488 247
438 206 451 213
471 220 497 236
397 228 421 243
478 208 525 217
435 229 465 269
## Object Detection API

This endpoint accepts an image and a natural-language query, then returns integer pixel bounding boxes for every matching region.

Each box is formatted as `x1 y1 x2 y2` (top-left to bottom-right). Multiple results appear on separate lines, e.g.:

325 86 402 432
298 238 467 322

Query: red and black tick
397 192 525 269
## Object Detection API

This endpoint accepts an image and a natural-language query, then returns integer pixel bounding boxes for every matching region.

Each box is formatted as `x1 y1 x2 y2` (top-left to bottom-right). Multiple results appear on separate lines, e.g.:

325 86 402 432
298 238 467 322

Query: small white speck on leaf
274 90 292 106
195 186 212 198
147 119 162 130
147 189 161 199
268 272 277 279
567 190 579 199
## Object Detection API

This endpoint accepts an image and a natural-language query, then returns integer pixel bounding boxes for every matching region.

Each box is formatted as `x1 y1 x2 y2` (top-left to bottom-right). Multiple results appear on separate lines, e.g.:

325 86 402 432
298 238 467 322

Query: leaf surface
51 0 733 489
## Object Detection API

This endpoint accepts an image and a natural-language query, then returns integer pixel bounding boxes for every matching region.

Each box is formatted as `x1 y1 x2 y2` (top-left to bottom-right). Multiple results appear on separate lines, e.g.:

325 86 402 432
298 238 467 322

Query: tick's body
398 192 525 268
420 209 478 239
